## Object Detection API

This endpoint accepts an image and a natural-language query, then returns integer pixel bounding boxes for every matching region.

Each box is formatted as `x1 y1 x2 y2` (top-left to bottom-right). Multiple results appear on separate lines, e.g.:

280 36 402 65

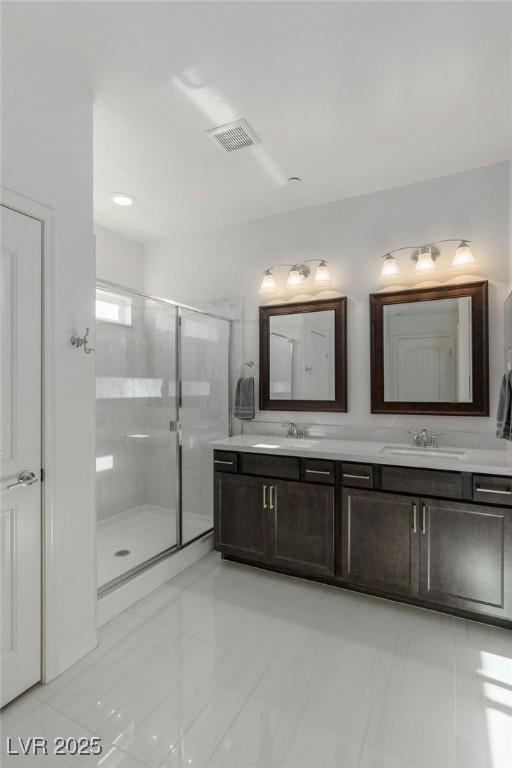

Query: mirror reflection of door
383 297 472 403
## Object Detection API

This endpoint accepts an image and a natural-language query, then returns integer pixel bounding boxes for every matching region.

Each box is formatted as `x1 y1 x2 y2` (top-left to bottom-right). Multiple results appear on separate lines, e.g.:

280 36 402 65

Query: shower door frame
96 279 233 596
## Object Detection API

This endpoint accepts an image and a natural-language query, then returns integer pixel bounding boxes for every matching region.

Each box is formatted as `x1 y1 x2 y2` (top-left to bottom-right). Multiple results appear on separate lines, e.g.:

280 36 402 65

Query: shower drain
115 549 131 557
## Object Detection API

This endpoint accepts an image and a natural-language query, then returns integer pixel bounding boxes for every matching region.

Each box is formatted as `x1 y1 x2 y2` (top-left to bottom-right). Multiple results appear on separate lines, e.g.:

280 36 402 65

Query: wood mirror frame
370 281 489 416
259 296 347 412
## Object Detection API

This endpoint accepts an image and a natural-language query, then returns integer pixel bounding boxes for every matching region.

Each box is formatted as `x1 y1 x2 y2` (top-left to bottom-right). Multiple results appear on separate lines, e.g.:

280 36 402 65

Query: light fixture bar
259 260 331 292
378 238 474 279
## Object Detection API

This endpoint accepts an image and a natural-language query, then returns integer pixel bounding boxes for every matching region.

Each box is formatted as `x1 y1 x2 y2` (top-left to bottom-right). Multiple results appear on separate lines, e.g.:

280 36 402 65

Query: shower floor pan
97 505 210 588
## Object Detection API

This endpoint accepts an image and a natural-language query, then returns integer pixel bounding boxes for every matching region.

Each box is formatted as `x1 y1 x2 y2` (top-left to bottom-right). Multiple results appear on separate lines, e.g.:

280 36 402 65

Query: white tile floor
2 552 512 767
97 507 210 587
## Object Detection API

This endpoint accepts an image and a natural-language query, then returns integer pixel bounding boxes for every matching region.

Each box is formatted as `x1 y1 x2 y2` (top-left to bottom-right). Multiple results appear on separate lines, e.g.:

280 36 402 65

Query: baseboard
97 533 214 627
55 632 98 680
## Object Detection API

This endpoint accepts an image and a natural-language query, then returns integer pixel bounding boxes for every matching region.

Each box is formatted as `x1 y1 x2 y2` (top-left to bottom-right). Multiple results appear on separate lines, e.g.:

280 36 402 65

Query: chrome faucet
410 428 441 449
284 422 303 439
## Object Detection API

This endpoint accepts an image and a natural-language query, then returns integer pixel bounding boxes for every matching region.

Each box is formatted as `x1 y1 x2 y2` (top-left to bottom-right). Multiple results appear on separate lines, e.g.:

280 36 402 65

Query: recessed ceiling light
288 176 301 183
110 192 136 207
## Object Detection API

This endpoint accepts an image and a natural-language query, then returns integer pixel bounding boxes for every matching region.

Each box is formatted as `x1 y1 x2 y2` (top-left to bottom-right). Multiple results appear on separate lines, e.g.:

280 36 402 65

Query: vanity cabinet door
268 481 334 577
418 498 512 619
214 473 267 562
341 489 419 597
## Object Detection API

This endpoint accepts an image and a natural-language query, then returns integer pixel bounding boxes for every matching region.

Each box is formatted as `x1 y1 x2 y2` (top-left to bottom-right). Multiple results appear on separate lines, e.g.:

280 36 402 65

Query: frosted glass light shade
260 270 277 292
380 254 400 278
415 248 436 273
452 242 475 268
314 261 331 284
286 266 305 287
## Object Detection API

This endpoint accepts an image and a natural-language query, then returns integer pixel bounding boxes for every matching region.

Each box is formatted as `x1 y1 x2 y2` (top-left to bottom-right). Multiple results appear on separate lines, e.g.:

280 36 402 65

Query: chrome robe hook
71 327 95 354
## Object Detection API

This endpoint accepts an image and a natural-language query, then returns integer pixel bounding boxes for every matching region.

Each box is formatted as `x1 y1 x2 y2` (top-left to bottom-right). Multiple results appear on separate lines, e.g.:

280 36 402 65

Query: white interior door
1 205 42 706
395 334 455 401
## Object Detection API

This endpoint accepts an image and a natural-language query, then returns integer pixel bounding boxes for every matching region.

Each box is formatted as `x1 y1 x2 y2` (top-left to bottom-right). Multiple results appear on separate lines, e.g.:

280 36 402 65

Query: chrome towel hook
71 327 95 354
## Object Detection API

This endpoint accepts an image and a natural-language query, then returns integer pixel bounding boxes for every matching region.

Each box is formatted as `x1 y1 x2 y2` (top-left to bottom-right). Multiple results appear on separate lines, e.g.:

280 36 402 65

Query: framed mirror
370 281 488 415
259 297 347 412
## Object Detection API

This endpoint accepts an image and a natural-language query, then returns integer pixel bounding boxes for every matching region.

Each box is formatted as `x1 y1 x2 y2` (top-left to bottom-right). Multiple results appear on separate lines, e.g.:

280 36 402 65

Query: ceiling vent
207 119 259 152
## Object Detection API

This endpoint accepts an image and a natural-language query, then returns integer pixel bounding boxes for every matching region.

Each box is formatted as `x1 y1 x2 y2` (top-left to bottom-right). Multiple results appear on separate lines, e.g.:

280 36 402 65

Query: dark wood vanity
213 449 512 628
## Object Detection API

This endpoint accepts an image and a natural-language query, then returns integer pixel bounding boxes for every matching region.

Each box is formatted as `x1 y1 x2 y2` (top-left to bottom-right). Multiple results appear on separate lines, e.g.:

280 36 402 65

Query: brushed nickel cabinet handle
269 485 274 511
214 460 234 466
412 503 417 533
476 487 512 495
263 485 268 510
421 504 427 535
343 473 370 481
306 469 331 476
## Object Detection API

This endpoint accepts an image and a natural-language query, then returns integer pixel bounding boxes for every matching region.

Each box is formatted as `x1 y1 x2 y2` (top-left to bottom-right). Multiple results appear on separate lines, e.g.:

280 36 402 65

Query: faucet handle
428 431 444 448
408 429 420 446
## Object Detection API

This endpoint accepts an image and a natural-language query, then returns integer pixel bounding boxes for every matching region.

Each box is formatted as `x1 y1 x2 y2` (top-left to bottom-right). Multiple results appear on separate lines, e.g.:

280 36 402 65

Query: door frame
1 186 59 683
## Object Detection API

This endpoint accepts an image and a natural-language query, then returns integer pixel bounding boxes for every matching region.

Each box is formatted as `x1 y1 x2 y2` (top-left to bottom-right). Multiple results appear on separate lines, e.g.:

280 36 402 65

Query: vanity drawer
213 451 238 473
239 453 300 481
301 459 335 485
473 475 512 506
380 465 462 499
341 462 374 489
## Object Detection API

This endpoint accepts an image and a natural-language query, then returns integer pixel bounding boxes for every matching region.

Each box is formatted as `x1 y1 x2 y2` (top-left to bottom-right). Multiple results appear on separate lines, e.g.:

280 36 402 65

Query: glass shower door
96 287 179 591
179 309 230 545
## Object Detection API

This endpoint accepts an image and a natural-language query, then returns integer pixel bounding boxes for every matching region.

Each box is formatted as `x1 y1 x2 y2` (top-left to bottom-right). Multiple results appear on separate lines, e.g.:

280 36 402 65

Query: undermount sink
379 445 467 460
251 439 319 449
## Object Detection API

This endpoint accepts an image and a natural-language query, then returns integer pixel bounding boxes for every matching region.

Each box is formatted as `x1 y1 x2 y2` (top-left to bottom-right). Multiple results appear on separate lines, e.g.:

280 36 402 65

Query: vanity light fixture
259 260 331 292
286 265 309 287
452 241 475 269
314 261 331 284
110 192 136 207
378 239 474 279
260 270 277 293
414 246 436 273
380 254 401 278
260 259 331 293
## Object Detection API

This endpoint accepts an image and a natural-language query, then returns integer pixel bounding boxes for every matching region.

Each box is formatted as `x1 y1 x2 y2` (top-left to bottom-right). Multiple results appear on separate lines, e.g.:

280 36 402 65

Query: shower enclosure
95 282 230 593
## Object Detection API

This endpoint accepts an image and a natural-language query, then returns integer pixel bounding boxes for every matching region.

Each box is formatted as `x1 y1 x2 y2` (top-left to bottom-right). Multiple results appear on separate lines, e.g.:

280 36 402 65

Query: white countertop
211 434 512 476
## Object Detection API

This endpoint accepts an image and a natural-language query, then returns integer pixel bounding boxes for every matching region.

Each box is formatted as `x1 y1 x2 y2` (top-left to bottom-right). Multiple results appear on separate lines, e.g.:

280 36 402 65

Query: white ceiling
4 2 512 244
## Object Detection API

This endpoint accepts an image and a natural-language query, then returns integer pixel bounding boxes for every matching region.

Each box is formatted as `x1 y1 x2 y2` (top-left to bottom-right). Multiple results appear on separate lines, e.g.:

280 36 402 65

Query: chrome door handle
263 485 268 510
6 470 39 491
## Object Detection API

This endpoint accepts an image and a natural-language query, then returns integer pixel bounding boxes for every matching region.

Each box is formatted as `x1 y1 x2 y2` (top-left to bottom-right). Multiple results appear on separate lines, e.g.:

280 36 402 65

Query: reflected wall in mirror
370 281 488 415
260 297 347 412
